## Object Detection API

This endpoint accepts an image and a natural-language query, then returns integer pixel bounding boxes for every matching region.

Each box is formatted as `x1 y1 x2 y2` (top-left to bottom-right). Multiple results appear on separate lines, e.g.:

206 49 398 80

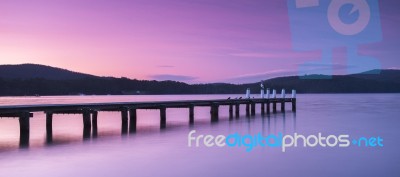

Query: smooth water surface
0 94 399 177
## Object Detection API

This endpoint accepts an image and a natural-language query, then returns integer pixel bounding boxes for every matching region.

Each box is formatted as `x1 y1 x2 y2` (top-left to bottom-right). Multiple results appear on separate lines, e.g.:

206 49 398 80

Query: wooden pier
0 92 296 147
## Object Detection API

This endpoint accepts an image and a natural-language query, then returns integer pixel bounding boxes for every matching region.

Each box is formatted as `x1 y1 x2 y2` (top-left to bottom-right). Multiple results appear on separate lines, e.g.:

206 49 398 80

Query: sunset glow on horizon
0 0 399 83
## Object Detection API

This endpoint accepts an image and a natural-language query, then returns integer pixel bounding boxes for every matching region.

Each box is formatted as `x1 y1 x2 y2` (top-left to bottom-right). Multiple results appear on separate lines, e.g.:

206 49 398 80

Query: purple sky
0 0 399 83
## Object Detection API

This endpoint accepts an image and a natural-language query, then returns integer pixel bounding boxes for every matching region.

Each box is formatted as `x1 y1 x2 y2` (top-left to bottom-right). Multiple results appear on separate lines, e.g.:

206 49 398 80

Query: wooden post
251 102 256 116
82 109 91 139
281 101 285 113
160 105 167 129
211 103 219 122
121 108 128 134
245 103 250 116
273 101 277 113
129 108 137 133
235 103 240 118
261 102 265 115
292 98 297 112
19 112 30 148
189 104 194 124
229 104 233 119
92 111 98 138
46 112 53 144
267 101 270 114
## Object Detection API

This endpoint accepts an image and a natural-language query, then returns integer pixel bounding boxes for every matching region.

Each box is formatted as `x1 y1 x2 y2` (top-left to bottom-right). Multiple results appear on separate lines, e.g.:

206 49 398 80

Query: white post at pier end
272 89 276 98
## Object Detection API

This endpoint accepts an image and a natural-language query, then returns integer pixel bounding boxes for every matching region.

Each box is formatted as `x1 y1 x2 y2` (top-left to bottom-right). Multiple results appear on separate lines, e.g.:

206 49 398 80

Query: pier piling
82 109 91 139
92 111 98 137
291 90 297 112
211 103 219 122
129 108 137 133
235 103 240 118
245 103 250 116
46 112 53 143
261 102 265 115
160 105 167 129
121 108 128 134
189 104 194 124
281 89 286 112
292 98 297 112
19 112 30 148
251 102 256 116
229 104 233 119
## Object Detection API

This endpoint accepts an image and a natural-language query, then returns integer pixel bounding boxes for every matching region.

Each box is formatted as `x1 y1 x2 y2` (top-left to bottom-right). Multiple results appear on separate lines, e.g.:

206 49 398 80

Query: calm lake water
0 94 399 177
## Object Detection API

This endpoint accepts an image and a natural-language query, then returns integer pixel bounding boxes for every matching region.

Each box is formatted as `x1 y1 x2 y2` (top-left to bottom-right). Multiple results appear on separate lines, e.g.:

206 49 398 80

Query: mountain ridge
0 64 399 95
0 64 96 80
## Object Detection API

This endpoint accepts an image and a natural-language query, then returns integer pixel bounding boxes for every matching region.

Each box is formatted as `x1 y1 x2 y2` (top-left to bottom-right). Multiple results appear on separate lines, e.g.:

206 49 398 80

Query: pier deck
0 97 296 147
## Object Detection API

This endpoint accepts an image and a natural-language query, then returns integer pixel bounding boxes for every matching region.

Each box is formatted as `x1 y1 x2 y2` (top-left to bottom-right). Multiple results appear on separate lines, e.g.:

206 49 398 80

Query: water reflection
283 113 286 134
19 132 29 149
239 111 297 138
46 128 52 144
2 94 399 177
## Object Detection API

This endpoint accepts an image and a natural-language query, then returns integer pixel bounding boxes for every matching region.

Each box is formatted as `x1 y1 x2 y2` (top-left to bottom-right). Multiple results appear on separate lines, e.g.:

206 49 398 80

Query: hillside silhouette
0 64 96 80
0 64 399 96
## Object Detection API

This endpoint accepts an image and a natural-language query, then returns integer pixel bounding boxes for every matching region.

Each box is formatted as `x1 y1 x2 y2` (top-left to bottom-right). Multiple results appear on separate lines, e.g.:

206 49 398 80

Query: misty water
0 94 399 177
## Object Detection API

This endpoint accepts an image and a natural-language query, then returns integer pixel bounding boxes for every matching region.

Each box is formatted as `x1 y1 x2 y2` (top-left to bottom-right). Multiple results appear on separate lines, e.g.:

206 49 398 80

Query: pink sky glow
0 0 399 83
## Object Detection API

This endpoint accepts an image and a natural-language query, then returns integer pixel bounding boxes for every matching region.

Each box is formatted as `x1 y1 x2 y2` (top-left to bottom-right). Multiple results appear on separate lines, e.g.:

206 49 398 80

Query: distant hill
0 64 96 80
242 71 400 93
0 64 399 96
350 69 400 84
